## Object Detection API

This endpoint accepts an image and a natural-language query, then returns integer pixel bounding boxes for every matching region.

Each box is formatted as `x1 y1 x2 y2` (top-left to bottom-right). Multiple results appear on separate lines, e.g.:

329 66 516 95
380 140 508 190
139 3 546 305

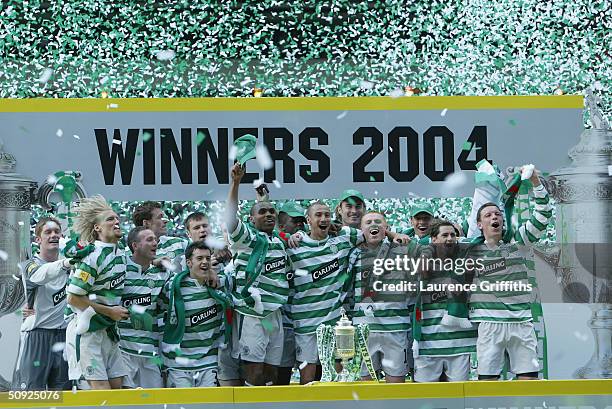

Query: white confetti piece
352 392 360 400
532 358 541 369
521 164 535 180
100 76 109 85
38 68 53 84
256 145 273 170
543 402 547 408
55 184 64 191
72 385 77 394
336 111 348 119
156 50 176 61
107 103 119 109
441 108 448 116
388 146 393 152
130 305 147 314
0 250 7 261
441 172 468 193
137 349 142 354
73 134 80 139
299 361 308 370
608 165 612 176
205 236 226 249
88 294 97 300
389 88 404 98
360 80 374 90
51 342 65 353
112 139 122 145
228 145 238 161
18 221 25 226
272 180 281 188
161 259 178 273
240 78 251 87
593 81 603 91
56 129 63 137
573 331 589 342
192 372 201 380
374 190 378 195
100 400 107 406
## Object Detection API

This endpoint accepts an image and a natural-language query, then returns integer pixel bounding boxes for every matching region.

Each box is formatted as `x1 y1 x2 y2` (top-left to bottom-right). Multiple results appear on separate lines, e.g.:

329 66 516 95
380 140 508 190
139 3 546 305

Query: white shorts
217 343 242 381
167 368 218 388
78 328 127 381
65 318 81 381
295 332 319 365
121 352 163 388
414 354 470 382
231 309 283 366
280 327 296 368
360 331 408 378
477 321 539 376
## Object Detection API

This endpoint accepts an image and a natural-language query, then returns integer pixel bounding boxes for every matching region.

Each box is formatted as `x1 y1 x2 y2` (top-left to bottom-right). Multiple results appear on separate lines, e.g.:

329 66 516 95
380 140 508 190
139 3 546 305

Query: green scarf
163 270 234 351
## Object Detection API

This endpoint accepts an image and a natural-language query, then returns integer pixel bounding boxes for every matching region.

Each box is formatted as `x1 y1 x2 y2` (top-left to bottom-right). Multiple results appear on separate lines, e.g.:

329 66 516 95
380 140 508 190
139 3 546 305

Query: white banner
1 96 583 200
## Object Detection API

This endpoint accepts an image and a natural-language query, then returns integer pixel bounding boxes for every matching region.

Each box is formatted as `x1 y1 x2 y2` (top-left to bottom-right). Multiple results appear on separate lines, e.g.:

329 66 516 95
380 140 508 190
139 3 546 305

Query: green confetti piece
196 131 206 145
136 150 142 156
369 176 376 182
306 170 312 176
462 141 473 151
143 132 153 142
33 361 41 367
509 119 517 126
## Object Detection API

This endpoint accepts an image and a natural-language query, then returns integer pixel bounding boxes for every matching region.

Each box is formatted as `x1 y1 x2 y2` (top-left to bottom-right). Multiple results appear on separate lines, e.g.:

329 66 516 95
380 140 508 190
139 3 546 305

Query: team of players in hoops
12 162 551 390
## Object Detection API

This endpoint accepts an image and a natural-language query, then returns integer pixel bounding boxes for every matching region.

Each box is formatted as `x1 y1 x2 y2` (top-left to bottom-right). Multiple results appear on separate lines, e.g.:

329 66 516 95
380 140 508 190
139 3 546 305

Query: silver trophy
334 308 356 382
541 89 612 379
0 140 37 390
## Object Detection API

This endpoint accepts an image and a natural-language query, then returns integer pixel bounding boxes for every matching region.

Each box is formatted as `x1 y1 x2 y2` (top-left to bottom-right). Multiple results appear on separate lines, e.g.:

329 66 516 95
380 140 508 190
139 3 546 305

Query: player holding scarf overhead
469 165 552 380
225 162 289 386
65 195 128 390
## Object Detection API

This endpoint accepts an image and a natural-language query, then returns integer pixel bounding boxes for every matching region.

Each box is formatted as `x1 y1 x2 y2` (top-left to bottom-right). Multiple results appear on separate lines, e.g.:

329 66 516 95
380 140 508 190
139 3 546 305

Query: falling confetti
272 180 281 188
228 145 238 161
256 145 273 170
204 237 226 249
608 165 612 176
360 80 374 90
389 88 404 98
352 392 360 400
73 134 80 139
336 111 348 119
38 68 53 84
112 139 122 145
440 108 448 116
369 176 376 182
0 250 7 261
509 119 517 126
51 342 66 353
462 141 473 151
107 103 119 109
143 132 153 142
156 50 176 61
56 129 63 137
299 361 308 370
573 331 589 342
196 131 206 145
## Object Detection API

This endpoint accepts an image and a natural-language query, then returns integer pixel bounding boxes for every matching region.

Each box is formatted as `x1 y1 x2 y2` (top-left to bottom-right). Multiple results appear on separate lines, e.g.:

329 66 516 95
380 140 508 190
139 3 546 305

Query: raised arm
515 169 552 245
226 163 245 234
28 258 71 286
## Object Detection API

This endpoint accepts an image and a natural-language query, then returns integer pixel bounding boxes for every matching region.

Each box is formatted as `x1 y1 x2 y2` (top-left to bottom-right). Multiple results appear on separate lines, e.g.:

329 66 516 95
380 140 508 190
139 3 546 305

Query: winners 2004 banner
1 96 583 201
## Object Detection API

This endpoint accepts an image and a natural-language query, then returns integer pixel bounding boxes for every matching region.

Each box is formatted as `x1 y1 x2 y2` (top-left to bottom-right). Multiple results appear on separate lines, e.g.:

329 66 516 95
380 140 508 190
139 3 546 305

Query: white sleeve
28 259 68 286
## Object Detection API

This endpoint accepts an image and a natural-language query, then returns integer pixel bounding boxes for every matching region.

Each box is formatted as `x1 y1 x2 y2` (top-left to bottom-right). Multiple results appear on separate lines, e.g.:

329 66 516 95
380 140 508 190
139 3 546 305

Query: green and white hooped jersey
286 226 364 335
419 271 477 357
229 220 289 318
158 276 224 371
67 241 127 322
349 240 421 332
157 235 188 272
118 258 170 357
469 185 552 323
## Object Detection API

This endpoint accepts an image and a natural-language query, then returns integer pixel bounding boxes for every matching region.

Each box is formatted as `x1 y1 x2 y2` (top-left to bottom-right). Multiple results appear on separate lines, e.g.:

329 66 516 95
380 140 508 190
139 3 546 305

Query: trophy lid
336 308 353 327
0 138 37 188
